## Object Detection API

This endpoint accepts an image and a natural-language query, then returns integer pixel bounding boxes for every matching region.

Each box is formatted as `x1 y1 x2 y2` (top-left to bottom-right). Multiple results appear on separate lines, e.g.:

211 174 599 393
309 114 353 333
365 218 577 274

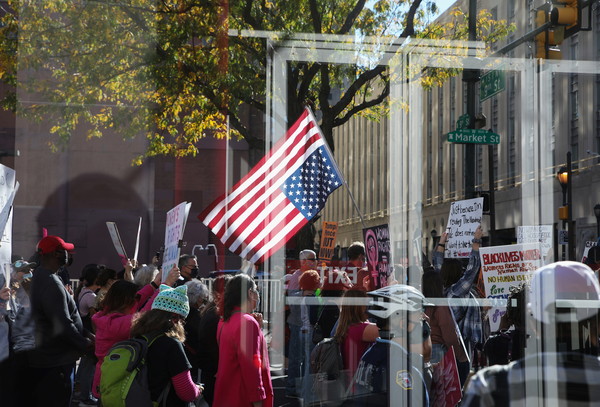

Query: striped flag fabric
198 107 343 264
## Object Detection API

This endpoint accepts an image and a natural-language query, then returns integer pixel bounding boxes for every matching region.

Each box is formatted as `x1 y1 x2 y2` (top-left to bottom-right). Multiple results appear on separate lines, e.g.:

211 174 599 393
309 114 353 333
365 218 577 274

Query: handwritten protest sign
318 222 338 263
0 164 16 267
480 243 542 332
517 225 553 260
445 198 483 258
363 224 391 288
431 347 462 407
106 222 128 266
582 241 597 263
162 202 192 280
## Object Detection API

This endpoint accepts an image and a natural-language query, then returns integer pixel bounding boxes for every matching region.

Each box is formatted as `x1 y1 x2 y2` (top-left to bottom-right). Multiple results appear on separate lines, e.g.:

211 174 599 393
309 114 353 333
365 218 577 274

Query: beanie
152 284 190 318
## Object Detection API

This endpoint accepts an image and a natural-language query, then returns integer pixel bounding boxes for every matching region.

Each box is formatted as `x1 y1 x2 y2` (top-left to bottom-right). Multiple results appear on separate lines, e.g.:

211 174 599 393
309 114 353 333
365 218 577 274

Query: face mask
22 272 33 280
255 294 261 311
189 268 199 278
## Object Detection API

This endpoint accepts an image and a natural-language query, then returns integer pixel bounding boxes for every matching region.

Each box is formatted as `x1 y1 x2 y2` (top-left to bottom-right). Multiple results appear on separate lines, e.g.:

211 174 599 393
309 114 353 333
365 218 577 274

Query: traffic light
535 9 562 59
550 0 581 38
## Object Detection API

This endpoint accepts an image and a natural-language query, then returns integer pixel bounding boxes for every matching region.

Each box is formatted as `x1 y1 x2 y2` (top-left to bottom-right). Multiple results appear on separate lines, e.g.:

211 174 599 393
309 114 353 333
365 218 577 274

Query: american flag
199 108 343 264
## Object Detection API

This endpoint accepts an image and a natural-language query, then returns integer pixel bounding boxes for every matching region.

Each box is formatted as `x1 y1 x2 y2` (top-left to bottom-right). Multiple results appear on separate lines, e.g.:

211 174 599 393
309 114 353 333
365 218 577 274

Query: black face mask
189 267 199 279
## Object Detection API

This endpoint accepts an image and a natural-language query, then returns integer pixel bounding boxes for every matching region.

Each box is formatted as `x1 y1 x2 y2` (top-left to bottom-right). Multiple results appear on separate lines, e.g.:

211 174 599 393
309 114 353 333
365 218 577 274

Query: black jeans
30 363 76 407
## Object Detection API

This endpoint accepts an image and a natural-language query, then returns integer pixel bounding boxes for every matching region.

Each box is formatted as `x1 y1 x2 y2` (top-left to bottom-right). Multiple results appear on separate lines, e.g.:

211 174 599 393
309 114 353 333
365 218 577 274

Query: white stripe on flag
201 114 315 225
249 212 306 263
239 202 297 258
211 135 323 236
226 192 288 252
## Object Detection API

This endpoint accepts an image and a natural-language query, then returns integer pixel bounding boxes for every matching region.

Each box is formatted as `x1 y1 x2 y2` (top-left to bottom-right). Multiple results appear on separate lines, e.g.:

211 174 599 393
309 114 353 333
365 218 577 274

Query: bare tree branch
333 82 389 127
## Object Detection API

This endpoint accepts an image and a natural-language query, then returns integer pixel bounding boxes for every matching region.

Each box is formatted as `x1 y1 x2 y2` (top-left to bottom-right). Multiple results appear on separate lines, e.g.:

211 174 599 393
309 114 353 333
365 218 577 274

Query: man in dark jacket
28 235 93 407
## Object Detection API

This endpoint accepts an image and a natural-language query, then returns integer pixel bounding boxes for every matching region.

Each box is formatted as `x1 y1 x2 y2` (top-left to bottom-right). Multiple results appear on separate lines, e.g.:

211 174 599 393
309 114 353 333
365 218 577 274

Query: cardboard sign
318 221 338 262
106 222 128 266
480 243 543 332
363 224 391 289
162 202 192 280
445 198 483 258
0 165 16 267
517 225 553 259
430 347 462 407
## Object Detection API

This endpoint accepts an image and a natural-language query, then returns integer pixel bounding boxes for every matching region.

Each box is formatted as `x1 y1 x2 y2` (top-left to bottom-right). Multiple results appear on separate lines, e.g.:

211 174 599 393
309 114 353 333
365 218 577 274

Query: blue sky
434 0 458 16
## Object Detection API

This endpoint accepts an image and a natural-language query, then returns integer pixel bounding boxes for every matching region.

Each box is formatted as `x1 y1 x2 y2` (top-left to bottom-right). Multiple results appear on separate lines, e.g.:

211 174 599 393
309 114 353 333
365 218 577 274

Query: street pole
488 144 496 245
463 0 478 199
567 152 575 260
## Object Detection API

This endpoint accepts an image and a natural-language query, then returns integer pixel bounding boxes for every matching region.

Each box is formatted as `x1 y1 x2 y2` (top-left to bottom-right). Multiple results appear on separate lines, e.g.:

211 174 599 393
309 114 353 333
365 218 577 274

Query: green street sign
447 129 500 144
456 114 470 130
480 69 505 101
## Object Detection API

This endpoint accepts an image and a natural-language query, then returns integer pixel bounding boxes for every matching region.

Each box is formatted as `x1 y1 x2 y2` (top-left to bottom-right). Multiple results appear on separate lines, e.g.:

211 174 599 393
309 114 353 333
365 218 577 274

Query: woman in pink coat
213 274 273 407
91 267 179 398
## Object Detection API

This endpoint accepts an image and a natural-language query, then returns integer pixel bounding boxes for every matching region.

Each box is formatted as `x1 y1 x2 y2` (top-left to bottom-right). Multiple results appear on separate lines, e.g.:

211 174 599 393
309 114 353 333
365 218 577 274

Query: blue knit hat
152 284 190 318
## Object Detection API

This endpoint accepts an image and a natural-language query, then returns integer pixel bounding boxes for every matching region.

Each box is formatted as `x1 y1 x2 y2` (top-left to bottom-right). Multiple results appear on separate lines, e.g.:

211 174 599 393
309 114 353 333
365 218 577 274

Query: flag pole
305 107 367 230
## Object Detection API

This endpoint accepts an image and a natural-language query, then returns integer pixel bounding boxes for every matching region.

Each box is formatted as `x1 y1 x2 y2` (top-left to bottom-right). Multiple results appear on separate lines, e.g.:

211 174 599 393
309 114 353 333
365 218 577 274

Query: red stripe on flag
244 210 307 264
198 108 335 264
203 130 322 236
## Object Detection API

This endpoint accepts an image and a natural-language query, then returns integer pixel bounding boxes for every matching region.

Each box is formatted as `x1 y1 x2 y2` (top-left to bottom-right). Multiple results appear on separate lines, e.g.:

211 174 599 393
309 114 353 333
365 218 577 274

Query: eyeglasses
305 257 317 261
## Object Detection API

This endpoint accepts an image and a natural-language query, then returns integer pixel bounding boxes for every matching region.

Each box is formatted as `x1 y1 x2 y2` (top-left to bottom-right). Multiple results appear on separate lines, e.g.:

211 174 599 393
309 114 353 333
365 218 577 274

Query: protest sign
582 241 598 263
517 225 553 260
162 202 192 280
430 347 462 407
318 221 338 263
363 224 391 289
106 222 128 266
133 216 142 263
0 164 16 267
445 198 483 258
480 243 542 332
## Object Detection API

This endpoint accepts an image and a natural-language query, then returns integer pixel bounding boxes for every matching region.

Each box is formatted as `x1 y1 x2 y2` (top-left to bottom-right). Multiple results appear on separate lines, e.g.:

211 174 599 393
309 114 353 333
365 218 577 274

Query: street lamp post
557 165 568 261
594 204 600 238
556 152 574 261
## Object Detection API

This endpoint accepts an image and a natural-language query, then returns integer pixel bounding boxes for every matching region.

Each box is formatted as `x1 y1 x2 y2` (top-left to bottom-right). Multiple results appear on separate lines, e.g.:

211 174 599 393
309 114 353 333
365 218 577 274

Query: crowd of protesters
1 229 600 406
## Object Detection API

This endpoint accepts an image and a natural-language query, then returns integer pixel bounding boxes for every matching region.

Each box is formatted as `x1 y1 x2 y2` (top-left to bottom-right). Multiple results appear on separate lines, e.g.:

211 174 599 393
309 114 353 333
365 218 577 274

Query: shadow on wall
35 172 150 279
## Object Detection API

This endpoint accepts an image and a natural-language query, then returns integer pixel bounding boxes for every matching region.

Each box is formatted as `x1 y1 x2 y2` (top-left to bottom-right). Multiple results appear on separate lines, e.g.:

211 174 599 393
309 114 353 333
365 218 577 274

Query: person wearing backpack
128 284 202 406
213 274 273 407
334 289 379 383
92 266 180 399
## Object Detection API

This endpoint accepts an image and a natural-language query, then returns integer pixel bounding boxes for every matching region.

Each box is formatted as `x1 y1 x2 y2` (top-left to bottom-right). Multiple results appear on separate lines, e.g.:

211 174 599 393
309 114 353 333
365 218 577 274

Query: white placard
445 197 483 258
0 165 16 267
106 222 128 266
162 202 192 281
517 225 553 259
480 243 543 332
133 217 142 263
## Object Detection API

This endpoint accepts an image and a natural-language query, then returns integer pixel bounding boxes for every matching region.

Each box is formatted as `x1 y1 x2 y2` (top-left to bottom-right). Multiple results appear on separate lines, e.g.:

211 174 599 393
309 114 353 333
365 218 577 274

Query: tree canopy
0 0 513 163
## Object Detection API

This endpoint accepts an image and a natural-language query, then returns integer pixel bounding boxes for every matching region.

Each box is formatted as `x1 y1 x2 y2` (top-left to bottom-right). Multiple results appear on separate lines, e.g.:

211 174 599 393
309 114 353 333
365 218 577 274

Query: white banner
480 243 543 332
445 197 483 258
162 202 192 281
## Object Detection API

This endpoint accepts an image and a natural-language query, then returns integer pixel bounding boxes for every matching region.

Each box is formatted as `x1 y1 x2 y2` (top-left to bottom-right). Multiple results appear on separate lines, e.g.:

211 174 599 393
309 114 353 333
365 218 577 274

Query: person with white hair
133 264 159 288
183 278 210 383
463 261 600 406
